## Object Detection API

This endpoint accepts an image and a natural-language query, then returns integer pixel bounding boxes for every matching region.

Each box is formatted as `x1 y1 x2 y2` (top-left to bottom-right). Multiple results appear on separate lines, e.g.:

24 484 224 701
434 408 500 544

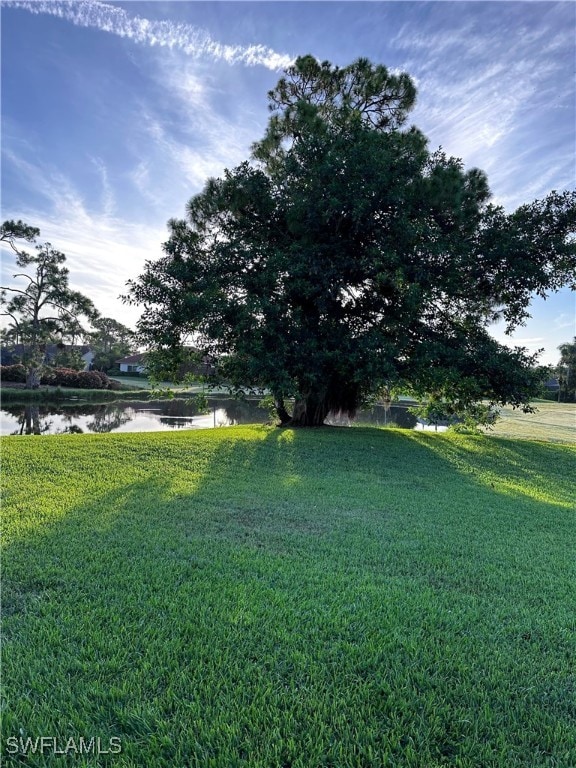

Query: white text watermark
5 736 122 756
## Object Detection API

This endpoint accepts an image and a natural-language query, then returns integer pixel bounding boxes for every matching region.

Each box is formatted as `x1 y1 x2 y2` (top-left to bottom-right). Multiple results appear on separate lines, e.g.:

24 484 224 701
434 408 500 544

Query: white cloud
414 57 555 165
90 157 115 218
395 10 574 210
489 329 547 359
7 0 295 70
120 54 267 214
1 152 166 329
136 107 248 193
129 161 165 210
554 313 576 332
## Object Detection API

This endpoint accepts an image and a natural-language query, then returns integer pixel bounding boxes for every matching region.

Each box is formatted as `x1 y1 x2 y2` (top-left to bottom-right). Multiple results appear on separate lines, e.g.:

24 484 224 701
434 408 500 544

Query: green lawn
108 376 231 394
487 400 575 444
107 375 180 390
2 427 575 767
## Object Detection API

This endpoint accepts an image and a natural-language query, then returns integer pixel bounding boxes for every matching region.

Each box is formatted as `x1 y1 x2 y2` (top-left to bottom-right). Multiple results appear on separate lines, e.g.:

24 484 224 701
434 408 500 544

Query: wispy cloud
129 161 165 211
90 157 115 218
6 0 294 70
130 57 265 195
554 313 576 332
1 149 166 327
412 55 558 170
395 6 575 209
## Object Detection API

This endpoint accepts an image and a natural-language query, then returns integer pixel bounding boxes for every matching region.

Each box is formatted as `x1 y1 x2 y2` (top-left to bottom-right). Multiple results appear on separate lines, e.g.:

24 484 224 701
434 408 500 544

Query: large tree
1 220 98 388
88 316 135 372
126 56 576 426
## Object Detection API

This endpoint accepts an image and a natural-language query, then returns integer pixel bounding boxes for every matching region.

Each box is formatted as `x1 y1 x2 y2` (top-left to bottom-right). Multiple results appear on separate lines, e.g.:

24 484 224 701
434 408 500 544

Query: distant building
116 353 147 374
543 378 560 392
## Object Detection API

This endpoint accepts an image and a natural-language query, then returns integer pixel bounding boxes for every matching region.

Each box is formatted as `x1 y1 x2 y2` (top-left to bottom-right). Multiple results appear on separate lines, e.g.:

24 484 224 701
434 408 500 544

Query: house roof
116 353 147 364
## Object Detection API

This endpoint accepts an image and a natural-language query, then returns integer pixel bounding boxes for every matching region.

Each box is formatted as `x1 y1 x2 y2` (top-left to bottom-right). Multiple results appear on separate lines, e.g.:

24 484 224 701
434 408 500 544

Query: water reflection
1 398 269 436
1 398 423 436
327 402 417 429
11 405 50 435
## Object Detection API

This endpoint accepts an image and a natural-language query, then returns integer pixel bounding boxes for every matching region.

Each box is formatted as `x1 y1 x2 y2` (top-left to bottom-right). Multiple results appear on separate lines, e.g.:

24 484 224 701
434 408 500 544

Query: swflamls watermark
5 735 122 756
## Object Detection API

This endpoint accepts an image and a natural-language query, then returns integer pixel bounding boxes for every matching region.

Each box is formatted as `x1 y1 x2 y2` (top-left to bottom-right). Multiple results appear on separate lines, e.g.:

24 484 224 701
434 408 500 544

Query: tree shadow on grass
2 427 575 767
405 430 575 507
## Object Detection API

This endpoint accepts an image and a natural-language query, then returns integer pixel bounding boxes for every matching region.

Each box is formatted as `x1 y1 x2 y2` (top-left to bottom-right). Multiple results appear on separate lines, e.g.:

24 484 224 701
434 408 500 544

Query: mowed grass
2 427 575 768
108 376 230 394
487 401 575 444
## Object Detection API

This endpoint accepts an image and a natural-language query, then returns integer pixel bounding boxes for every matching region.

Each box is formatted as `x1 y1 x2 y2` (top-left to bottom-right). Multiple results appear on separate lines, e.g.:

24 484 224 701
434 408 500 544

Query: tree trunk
23 405 41 434
287 394 329 427
274 395 292 425
25 365 42 389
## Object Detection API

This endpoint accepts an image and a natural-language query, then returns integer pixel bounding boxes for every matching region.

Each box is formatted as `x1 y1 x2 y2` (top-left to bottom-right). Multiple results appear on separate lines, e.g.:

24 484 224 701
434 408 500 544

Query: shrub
39 368 110 389
76 371 110 389
90 370 113 389
540 390 560 402
1 365 114 390
0 364 26 383
40 368 58 385
40 368 78 387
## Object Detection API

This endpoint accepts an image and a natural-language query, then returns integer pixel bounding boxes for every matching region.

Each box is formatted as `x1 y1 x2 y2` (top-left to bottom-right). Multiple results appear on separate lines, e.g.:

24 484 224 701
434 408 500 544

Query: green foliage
49 346 86 371
258 394 279 422
126 56 576 426
556 337 575 402
410 398 499 431
0 218 40 247
3 428 576 766
88 316 135 372
252 55 417 172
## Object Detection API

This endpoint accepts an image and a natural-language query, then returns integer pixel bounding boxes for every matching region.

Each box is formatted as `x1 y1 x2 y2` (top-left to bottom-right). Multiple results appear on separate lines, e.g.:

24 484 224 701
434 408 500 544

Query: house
543 378 560 392
116 352 147 374
78 346 95 370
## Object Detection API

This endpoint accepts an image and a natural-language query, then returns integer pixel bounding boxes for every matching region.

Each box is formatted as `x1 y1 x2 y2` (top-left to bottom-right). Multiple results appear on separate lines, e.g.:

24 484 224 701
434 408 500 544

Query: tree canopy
126 56 576 426
88 316 135 372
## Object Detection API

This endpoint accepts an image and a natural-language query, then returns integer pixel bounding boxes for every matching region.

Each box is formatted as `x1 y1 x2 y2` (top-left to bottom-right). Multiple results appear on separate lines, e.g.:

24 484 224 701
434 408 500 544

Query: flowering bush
1 365 114 389
40 368 112 389
90 370 113 388
0 364 26 383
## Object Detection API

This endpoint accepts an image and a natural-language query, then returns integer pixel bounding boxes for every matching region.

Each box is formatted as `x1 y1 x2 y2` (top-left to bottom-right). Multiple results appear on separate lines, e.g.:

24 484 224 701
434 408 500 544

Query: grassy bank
3 427 575 767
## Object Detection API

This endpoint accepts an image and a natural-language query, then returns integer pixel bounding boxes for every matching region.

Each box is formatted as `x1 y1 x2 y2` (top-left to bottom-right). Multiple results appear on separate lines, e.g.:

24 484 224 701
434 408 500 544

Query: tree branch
0 285 31 297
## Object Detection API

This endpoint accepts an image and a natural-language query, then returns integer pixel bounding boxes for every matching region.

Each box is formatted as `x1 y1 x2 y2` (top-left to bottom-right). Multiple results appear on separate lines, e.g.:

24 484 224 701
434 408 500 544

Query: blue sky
1 0 574 366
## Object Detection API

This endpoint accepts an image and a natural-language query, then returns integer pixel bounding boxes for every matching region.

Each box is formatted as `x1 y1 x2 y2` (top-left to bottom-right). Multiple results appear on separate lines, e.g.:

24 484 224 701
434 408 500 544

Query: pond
0 397 429 436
